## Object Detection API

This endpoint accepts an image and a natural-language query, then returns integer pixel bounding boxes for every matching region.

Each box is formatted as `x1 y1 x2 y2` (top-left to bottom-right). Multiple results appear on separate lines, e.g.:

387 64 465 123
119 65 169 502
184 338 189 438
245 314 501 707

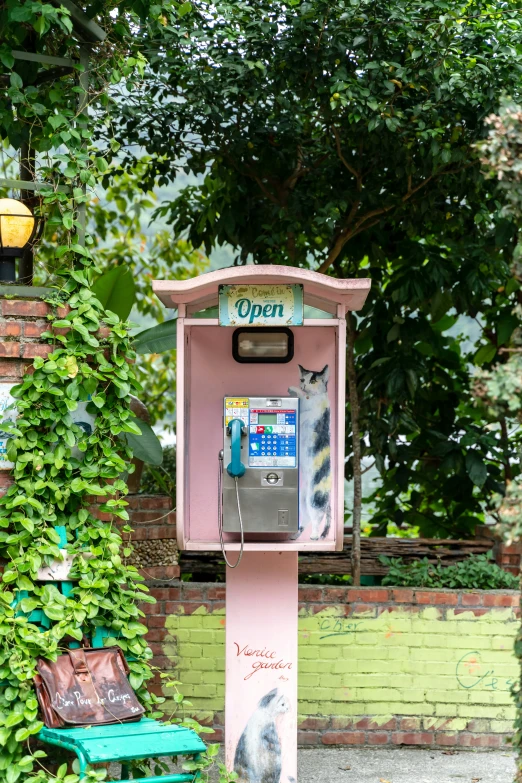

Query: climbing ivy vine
0 1 232 780
0 264 228 783
0 272 152 781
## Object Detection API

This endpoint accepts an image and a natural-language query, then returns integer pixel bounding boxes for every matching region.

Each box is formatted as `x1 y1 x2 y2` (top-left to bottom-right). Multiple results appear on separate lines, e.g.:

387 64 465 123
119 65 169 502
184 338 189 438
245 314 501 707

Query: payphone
219 395 300 567
153 266 371 781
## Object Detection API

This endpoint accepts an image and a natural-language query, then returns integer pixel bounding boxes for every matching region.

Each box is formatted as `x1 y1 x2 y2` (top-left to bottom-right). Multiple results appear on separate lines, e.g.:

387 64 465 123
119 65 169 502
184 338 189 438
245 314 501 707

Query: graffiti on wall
456 651 515 692
288 364 331 540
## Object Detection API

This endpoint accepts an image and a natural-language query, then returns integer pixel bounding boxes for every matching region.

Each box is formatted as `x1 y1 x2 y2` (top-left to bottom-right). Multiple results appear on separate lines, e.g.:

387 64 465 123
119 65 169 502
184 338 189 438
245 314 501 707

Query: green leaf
48 114 67 130
95 157 109 173
20 598 38 614
113 380 130 398
9 5 34 22
430 290 452 324
506 277 520 296
6 763 21 783
33 14 50 35
5 712 23 728
432 314 457 333
474 343 496 366
63 625 83 641
91 264 136 320
134 319 178 354
496 312 518 345
125 420 163 466
44 605 68 621
386 323 400 343
178 2 192 16
20 518 34 534
465 451 487 488
0 50 15 69
10 72 22 90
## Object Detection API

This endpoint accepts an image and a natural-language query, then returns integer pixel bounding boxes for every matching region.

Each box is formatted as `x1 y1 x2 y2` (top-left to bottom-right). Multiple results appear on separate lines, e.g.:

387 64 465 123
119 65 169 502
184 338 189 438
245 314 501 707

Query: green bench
38 718 207 781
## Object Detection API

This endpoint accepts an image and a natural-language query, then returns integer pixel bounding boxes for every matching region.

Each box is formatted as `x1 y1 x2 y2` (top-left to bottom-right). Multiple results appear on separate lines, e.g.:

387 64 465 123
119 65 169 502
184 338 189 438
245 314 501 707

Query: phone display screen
257 413 278 425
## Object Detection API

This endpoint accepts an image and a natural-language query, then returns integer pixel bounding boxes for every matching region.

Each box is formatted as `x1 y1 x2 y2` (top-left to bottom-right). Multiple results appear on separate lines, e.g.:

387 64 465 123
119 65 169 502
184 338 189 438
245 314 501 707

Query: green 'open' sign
218 284 303 326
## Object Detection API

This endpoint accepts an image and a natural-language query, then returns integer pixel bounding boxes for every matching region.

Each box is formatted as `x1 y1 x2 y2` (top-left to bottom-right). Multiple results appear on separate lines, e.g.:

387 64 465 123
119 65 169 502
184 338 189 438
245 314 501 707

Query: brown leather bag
34 646 145 728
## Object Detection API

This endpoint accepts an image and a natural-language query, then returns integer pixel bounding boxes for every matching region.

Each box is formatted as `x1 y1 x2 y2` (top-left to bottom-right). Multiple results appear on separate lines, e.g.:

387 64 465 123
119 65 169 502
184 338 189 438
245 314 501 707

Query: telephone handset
217 418 247 569
218 396 300 569
226 418 246 478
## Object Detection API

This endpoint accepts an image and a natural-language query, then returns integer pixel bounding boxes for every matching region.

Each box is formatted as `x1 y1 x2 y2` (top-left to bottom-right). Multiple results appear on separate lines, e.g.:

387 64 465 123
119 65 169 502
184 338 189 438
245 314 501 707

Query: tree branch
332 126 362 189
282 144 306 198
318 164 471 274
319 216 382 274
287 231 296 263
251 173 280 205
361 460 376 476
222 151 282 206
282 149 329 195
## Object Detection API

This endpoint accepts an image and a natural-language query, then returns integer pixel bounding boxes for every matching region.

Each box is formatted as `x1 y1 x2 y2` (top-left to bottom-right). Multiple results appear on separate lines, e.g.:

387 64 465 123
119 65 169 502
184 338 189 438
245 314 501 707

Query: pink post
226 552 298 782
153 267 370 781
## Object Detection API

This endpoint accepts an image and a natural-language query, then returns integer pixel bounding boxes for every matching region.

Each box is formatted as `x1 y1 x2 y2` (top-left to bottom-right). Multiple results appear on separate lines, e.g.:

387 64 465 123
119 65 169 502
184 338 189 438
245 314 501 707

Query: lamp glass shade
0 198 35 249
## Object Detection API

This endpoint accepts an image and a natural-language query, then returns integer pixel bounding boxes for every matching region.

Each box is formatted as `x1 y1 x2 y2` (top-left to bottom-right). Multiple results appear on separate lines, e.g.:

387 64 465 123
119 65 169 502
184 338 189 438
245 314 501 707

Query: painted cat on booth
234 688 290 783
288 364 331 540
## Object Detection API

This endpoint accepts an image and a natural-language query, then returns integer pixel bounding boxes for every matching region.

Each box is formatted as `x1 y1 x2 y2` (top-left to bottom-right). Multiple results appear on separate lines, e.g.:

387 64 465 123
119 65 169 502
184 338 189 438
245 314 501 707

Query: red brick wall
0 298 70 372
0 297 57 495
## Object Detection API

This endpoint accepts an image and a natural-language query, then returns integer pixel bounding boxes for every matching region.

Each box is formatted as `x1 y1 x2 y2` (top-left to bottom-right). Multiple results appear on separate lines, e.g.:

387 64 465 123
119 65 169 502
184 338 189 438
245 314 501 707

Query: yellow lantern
0 198 36 282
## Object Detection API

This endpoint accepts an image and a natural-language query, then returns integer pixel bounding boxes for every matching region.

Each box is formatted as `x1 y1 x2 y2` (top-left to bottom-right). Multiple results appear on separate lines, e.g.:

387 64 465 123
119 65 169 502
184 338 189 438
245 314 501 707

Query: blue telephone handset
226 418 246 478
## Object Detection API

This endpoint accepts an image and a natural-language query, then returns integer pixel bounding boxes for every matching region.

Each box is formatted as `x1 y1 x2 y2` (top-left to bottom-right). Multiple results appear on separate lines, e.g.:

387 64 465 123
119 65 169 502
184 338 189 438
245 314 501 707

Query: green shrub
300 574 353 585
380 552 519 590
140 446 176 501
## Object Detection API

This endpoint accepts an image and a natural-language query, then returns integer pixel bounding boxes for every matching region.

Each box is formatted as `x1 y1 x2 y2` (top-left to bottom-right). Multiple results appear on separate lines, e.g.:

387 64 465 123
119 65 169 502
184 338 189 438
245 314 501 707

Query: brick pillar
0 296 59 495
494 541 522 575
476 524 521 576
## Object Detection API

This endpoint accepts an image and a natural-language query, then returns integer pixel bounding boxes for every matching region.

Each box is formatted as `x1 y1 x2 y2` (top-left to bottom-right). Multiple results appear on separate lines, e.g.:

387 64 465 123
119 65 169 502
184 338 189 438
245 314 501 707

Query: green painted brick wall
153 585 519 746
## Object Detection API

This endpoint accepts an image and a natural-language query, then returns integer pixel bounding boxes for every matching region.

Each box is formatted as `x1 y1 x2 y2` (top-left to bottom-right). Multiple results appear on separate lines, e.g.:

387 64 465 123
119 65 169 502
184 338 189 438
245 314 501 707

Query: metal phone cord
218 451 244 569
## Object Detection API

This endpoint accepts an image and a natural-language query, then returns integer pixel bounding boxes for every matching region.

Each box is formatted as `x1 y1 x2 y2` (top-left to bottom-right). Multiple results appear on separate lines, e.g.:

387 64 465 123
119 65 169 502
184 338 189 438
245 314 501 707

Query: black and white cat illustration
288 364 331 540
234 688 290 783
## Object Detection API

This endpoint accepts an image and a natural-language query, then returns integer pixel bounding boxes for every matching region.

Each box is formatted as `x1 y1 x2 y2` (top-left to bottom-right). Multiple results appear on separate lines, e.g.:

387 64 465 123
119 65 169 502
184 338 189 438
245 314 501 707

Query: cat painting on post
288 364 331 540
234 688 290 783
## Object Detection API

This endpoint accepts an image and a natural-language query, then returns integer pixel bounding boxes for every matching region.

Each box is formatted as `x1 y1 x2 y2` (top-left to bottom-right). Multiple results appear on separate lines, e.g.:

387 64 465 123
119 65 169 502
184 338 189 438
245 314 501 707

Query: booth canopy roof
153 265 371 312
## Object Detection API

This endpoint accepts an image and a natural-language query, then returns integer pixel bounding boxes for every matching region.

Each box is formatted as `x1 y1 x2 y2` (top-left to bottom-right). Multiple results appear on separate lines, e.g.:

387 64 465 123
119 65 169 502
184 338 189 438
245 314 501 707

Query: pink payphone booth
153 267 370 781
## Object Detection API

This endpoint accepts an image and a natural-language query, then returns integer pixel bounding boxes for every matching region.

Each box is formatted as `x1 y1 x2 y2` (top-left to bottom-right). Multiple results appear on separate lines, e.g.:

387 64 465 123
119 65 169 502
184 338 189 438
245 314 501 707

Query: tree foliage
109 0 522 537
112 0 522 267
